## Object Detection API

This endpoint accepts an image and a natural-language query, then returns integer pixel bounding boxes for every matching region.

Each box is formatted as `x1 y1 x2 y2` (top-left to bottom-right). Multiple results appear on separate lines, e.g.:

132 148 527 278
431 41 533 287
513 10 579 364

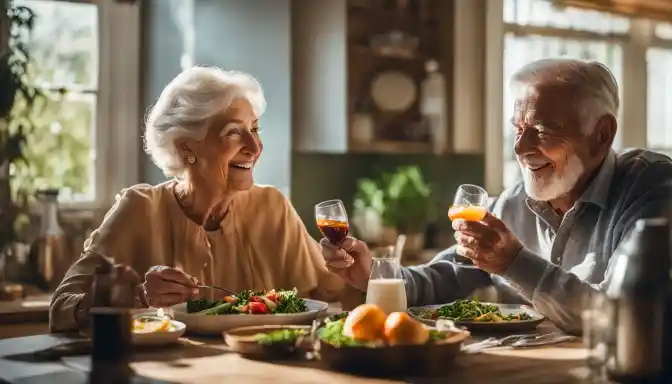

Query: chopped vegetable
418 299 533 322
199 302 234 316
187 298 223 313
248 301 268 314
254 329 306 345
186 288 307 315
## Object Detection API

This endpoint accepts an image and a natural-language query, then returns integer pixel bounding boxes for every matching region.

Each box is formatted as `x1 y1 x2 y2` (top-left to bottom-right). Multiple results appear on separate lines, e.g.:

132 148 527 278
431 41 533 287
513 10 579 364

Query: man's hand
452 212 523 275
320 236 372 292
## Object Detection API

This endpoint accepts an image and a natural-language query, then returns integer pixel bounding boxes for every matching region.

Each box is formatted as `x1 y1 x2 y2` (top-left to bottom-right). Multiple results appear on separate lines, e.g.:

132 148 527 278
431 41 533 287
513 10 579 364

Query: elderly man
321 58 672 334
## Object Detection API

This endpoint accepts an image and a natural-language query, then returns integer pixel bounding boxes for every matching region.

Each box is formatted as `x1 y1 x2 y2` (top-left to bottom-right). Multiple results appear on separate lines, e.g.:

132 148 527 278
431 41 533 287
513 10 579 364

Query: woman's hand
320 236 372 292
143 266 200 308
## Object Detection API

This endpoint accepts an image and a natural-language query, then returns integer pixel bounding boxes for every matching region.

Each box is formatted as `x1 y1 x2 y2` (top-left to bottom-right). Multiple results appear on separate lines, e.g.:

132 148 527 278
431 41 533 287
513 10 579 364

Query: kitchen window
10 0 140 209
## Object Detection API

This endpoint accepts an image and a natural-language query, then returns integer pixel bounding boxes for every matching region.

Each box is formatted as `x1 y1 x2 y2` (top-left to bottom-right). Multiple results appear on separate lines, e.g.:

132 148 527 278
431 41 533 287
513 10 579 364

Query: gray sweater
402 149 672 335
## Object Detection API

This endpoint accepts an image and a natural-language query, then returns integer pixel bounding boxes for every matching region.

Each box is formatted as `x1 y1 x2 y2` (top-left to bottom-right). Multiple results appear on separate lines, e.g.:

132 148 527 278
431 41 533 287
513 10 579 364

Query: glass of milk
365 246 408 315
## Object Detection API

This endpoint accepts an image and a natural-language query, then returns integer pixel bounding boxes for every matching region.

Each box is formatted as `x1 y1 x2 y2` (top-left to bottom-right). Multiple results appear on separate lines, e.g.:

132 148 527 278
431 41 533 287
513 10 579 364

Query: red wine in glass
315 199 349 247
317 218 349 246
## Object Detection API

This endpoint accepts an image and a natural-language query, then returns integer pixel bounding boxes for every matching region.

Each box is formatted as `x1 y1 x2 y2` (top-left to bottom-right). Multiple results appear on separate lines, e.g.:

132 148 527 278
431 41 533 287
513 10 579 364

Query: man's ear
590 114 616 156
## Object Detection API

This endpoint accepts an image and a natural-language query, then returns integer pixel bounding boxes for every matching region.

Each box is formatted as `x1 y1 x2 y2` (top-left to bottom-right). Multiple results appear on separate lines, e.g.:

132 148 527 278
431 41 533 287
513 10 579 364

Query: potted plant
352 166 432 250
381 166 431 250
352 178 385 244
0 1 39 298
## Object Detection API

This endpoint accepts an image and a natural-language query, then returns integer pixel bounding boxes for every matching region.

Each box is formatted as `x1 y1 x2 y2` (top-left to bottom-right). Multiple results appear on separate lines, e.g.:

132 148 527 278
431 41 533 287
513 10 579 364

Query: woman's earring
187 155 196 164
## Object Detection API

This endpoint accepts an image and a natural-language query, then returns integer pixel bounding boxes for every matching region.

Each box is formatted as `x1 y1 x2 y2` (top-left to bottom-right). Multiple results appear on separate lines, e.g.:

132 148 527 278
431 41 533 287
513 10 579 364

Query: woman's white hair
144 66 267 177
509 58 619 135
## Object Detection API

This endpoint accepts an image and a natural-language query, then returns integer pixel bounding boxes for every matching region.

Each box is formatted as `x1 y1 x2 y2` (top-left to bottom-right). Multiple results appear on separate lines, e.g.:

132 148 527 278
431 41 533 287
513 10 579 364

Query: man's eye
252 126 262 133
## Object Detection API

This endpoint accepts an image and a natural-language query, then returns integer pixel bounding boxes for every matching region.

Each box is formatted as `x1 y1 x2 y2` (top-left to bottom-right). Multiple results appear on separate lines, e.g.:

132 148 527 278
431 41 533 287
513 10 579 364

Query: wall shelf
292 0 453 155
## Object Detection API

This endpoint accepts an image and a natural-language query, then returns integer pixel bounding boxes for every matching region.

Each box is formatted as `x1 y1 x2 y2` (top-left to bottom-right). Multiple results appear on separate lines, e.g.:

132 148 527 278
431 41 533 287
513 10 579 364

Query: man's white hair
144 66 267 177
509 58 619 135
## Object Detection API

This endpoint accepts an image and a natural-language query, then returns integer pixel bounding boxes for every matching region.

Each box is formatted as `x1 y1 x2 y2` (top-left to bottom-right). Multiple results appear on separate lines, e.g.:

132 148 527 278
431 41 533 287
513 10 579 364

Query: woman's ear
176 140 192 157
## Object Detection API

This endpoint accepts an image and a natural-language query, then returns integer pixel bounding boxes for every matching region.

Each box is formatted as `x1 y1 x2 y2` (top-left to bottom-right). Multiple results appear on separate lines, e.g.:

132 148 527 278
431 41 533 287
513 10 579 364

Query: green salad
254 329 307 345
186 288 307 315
417 299 533 322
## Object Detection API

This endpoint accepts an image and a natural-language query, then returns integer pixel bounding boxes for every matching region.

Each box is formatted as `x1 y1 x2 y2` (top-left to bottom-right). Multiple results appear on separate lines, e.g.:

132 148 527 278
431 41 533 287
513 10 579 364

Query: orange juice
448 205 487 221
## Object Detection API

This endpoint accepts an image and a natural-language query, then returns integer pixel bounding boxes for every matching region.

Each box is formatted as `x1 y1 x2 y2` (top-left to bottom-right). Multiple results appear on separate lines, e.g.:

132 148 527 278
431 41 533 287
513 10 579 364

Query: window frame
24 0 142 211
481 0 669 194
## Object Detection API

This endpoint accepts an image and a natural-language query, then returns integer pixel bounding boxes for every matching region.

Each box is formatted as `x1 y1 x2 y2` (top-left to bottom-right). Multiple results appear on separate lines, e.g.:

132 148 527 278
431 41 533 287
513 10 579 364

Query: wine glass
315 199 349 247
447 184 489 268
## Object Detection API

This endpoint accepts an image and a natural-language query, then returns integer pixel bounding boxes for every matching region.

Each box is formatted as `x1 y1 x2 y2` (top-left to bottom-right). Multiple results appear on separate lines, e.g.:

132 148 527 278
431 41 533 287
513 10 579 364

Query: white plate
172 299 329 336
132 319 186 346
370 71 417 112
408 302 545 333
130 309 186 346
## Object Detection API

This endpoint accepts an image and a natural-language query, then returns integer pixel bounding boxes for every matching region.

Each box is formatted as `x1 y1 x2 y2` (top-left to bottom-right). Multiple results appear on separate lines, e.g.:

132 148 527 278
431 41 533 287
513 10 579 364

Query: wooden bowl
224 325 311 360
316 328 470 377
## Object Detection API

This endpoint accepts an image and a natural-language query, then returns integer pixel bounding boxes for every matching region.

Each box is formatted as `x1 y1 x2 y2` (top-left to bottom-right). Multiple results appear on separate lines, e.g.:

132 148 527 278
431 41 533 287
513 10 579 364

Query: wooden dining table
0 322 595 383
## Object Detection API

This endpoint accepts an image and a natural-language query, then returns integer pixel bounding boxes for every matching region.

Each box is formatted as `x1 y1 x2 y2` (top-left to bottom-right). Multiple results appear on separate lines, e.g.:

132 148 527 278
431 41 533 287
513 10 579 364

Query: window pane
503 0 629 34
11 92 96 202
502 33 624 189
647 48 672 148
655 22 672 40
15 0 98 88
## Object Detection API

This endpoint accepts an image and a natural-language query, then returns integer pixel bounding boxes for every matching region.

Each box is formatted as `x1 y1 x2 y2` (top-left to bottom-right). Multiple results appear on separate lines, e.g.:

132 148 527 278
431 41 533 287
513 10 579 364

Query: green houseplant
353 166 432 248
1 1 40 291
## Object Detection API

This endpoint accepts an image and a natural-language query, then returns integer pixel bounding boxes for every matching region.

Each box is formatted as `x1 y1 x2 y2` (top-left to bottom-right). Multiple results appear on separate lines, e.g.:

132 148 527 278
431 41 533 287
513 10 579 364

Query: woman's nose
241 132 261 156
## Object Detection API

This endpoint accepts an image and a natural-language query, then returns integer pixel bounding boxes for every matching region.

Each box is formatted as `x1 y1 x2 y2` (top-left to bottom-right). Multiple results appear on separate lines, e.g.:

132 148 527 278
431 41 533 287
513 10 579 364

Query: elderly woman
50 67 344 332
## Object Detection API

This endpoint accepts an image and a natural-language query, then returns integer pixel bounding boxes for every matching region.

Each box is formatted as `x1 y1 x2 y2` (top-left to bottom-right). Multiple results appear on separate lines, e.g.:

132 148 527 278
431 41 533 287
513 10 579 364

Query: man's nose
514 129 538 157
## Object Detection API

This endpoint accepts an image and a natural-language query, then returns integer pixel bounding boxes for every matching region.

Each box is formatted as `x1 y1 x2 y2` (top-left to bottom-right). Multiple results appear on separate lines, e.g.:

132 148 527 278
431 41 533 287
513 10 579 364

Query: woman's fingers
145 273 199 296
156 267 199 287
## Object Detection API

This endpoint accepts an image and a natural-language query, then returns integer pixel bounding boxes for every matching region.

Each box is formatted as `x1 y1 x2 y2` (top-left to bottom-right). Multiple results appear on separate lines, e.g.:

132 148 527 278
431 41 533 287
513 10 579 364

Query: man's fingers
455 244 479 260
452 219 493 237
481 212 508 231
325 254 354 269
454 231 496 249
320 237 339 250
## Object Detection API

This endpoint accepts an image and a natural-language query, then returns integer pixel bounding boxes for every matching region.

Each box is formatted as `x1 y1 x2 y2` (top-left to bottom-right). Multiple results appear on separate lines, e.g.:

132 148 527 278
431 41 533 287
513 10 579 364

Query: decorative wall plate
370 71 417 112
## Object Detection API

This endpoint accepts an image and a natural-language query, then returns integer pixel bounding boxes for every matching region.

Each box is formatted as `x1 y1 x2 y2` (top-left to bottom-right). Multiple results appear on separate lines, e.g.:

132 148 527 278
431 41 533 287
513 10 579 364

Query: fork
462 334 536 354
509 332 577 348
197 284 237 296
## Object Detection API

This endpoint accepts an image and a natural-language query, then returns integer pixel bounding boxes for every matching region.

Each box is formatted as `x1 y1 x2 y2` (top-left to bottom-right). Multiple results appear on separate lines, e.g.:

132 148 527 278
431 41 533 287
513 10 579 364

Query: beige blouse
49 180 345 332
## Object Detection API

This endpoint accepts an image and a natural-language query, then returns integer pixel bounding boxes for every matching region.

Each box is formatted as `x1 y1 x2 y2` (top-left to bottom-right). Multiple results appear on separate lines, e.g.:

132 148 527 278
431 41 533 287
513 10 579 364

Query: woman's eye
252 126 262 133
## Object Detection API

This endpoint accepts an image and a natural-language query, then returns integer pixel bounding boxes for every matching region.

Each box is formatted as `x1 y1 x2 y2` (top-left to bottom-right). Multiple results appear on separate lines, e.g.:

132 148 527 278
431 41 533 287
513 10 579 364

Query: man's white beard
520 154 584 201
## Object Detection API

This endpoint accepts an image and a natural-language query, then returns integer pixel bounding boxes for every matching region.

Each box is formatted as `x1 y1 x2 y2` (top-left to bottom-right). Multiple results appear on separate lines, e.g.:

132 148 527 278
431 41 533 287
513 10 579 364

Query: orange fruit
342 304 387 342
383 312 430 346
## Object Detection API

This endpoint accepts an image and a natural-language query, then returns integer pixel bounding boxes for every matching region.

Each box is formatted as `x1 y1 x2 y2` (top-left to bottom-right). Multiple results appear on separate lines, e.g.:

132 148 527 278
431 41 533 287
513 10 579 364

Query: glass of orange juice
448 184 488 268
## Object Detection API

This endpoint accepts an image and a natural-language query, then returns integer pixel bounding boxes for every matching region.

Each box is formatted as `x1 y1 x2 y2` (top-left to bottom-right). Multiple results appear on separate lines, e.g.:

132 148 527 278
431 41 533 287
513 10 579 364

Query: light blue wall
141 0 293 195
